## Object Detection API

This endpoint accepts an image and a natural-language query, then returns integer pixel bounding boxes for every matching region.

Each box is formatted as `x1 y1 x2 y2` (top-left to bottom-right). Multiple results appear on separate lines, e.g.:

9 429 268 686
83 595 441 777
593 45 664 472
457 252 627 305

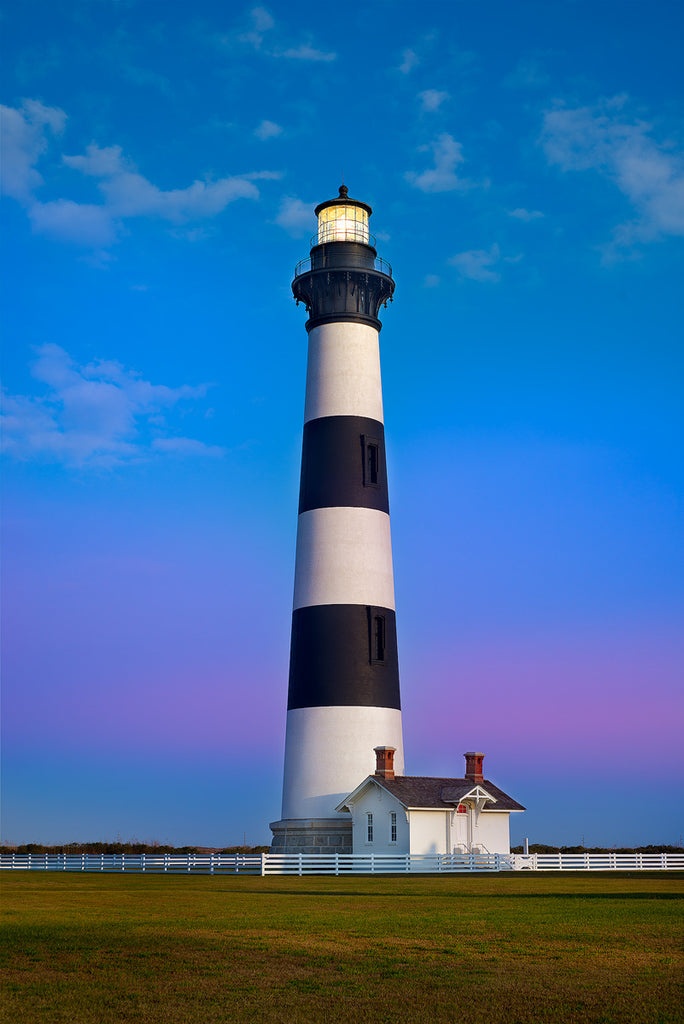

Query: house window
456 804 467 814
361 435 381 488
390 812 397 844
367 813 374 843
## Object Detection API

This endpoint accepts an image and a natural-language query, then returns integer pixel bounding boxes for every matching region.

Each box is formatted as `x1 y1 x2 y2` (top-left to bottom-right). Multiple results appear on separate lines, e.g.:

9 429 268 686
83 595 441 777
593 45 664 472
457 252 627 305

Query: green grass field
1 872 682 1023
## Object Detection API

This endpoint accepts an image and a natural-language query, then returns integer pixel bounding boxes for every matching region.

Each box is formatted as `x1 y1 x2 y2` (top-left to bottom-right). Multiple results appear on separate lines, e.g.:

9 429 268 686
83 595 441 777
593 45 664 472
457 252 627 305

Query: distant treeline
2 842 271 855
510 844 681 854
3 841 680 855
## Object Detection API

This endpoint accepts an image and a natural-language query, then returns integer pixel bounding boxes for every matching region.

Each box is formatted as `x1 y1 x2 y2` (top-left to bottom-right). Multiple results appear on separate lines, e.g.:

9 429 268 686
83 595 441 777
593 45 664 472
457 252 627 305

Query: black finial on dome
338 184 349 198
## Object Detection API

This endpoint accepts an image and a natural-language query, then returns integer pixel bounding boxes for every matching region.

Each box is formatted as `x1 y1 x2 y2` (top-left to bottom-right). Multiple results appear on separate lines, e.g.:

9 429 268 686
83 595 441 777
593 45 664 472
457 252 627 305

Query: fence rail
512 852 684 871
1 851 682 875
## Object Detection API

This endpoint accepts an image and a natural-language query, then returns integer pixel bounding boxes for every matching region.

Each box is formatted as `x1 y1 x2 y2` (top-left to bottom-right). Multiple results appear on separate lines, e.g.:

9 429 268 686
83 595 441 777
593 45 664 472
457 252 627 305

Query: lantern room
315 185 372 245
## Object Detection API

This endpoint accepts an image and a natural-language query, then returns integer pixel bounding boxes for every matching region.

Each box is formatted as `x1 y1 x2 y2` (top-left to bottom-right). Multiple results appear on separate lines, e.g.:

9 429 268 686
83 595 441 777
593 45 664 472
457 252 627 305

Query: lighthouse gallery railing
293 252 393 281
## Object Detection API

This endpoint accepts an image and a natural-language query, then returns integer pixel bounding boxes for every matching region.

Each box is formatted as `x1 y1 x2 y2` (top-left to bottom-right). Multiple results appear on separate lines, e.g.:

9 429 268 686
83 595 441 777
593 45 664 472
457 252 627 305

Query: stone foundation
269 817 353 855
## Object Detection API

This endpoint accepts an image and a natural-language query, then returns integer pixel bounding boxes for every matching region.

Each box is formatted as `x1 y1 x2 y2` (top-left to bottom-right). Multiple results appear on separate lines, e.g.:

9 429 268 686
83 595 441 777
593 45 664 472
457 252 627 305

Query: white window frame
389 811 397 844
366 812 374 844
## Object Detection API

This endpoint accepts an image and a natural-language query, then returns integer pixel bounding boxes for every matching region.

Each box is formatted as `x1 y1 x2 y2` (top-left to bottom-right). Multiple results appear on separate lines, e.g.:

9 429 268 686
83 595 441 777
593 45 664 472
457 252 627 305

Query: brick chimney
374 746 396 780
464 751 485 782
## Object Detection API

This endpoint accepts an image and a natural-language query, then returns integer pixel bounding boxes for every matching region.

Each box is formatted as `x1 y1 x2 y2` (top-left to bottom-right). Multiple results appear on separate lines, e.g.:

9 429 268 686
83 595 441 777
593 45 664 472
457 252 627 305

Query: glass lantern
317 203 370 244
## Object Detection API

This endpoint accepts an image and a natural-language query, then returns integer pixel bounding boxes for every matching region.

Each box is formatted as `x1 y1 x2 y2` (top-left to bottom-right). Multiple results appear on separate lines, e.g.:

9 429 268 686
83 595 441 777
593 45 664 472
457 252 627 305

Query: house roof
359 775 525 812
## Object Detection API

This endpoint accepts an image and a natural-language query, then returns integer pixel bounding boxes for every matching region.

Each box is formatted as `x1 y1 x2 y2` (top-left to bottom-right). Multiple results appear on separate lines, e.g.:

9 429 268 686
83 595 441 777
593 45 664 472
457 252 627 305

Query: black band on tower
299 416 389 514
287 604 400 710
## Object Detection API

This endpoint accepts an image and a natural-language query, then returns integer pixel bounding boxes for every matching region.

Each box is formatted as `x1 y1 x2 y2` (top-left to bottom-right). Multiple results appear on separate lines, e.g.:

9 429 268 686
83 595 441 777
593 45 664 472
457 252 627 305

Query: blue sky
2 0 683 848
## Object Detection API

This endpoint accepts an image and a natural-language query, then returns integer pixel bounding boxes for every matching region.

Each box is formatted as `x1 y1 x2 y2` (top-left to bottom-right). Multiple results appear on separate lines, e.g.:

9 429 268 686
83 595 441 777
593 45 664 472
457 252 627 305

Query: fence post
335 853 339 877
101 854 104 872
261 853 266 877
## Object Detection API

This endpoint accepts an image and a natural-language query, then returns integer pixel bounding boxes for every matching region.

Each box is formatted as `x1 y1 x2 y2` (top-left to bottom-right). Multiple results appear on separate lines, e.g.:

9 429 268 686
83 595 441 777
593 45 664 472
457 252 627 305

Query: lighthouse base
269 817 353 855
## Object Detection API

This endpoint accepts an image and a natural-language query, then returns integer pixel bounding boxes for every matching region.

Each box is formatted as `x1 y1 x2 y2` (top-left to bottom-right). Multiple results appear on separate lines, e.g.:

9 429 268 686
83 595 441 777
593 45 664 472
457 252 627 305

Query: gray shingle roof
374 775 525 811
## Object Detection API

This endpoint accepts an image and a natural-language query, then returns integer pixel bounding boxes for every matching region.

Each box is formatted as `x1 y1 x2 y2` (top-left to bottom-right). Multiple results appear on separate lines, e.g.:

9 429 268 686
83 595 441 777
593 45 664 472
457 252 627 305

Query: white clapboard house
336 749 524 856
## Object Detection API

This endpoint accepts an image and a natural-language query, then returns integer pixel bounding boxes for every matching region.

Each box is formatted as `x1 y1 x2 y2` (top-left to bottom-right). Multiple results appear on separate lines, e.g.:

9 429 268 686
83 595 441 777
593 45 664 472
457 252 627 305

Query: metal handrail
294 254 393 280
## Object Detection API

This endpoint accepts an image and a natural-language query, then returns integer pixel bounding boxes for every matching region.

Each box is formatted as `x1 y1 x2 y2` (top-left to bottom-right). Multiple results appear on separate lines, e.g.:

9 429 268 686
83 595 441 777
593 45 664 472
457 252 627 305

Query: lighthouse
270 186 404 854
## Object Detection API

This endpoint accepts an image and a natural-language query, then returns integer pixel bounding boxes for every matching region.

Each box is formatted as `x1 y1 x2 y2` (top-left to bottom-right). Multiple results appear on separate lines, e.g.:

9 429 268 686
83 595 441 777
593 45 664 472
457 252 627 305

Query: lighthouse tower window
362 435 381 488
367 443 379 485
370 613 386 663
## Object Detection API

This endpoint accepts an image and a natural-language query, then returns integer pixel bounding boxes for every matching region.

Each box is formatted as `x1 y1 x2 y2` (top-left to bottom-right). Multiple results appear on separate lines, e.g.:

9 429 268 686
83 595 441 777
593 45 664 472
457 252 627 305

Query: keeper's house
336 749 524 856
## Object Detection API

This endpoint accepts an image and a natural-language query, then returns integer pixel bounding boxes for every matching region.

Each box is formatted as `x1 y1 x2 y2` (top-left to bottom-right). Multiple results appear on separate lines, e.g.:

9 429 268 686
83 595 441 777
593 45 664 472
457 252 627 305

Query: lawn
1 872 682 1023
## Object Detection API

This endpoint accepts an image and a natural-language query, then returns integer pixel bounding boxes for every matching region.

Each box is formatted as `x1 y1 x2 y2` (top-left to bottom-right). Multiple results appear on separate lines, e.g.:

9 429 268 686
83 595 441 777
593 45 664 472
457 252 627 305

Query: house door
451 806 468 853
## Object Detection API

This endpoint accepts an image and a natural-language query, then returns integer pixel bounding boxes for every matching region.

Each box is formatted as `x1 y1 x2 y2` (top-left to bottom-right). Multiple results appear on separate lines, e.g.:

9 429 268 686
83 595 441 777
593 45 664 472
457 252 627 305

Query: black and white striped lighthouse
270 186 404 854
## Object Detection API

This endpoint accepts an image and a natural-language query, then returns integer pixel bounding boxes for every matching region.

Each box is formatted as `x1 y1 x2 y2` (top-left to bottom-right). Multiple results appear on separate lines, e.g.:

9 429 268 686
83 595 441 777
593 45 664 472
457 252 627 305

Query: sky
2 0 683 849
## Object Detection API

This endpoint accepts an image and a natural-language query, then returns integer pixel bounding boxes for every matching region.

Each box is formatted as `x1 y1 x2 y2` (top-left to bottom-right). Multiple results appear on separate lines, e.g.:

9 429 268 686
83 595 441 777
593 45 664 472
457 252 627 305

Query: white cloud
1 344 224 468
235 8 335 61
508 207 544 221
63 143 127 177
279 44 336 62
151 437 224 457
121 63 171 95
448 244 502 282
0 99 65 202
64 143 260 222
2 104 273 249
275 196 315 236
541 97 684 252
406 133 482 193
238 6 275 48
250 6 274 31
505 57 549 90
419 90 449 113
254 119 283 140
423 274 441 287
29 199 120 247
398 48 419 74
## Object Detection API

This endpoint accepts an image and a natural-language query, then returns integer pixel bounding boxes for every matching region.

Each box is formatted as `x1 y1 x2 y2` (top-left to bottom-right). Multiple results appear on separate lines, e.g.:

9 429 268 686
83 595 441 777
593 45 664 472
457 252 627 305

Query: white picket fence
1 851 682 875
513 851 684 871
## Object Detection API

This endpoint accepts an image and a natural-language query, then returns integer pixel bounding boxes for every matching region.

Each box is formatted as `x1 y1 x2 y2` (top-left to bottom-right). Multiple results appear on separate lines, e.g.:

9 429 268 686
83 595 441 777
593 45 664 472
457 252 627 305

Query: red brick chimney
464 751 485 782
374 746 396 780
